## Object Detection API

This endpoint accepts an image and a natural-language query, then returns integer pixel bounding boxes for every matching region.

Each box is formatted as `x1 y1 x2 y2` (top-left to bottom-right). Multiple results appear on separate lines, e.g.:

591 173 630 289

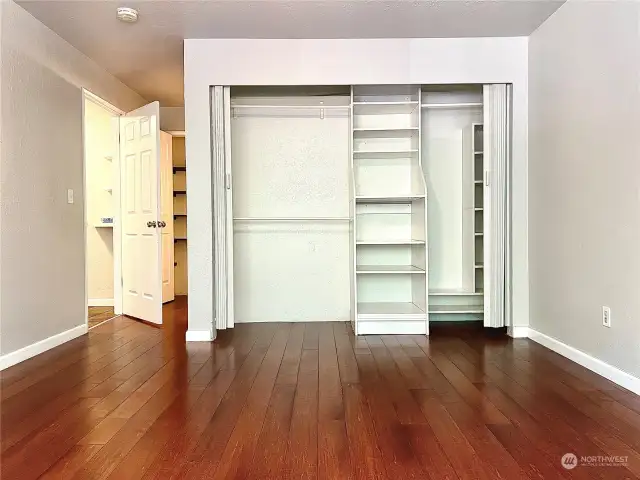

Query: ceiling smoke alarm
116 7 139 23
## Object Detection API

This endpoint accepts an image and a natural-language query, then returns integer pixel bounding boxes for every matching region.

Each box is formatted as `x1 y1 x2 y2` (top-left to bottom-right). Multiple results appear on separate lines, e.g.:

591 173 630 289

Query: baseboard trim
357 320 427 335
0 324 88 371
88 298 114 307
186 328 215 342
508 326 530 338
528 328 640 395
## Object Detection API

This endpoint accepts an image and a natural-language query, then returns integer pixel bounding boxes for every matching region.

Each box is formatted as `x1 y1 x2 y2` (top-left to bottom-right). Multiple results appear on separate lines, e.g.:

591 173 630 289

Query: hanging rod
233 217 352 222
231 104 350 109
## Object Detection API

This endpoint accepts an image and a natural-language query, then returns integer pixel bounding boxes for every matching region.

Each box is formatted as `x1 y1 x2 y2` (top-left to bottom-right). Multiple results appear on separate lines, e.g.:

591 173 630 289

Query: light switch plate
67 189 74 204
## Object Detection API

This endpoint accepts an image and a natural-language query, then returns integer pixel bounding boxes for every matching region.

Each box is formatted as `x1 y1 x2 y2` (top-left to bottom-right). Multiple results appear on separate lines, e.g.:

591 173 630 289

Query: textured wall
529 0 640 377
0 1 145 356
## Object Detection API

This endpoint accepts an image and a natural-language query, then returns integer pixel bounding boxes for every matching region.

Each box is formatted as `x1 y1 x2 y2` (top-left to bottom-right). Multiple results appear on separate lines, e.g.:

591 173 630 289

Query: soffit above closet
17 1 564 106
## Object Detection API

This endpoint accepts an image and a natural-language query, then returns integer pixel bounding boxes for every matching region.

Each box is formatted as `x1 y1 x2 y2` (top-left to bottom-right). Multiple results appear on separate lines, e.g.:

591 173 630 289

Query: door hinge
485 171 490 187
226 173 231 190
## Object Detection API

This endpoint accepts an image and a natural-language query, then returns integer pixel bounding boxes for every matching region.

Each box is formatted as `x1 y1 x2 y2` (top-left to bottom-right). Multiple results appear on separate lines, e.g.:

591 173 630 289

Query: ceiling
17 0 564 106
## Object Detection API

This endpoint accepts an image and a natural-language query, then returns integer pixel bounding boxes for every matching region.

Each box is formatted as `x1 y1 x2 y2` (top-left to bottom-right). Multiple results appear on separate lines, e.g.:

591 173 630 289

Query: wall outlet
67 189 74 204
602 306 611 328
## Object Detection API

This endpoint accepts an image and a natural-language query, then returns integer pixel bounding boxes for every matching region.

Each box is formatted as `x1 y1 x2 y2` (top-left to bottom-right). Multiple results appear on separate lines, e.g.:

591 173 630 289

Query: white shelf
353 127 419 136
422 102 482 109
356 239 425 245
353 149 419 159
474 151 483 155
430 289 483 296
353 102 419 114
475 264 483 269
474 207 483 211
358 302 426 317
95 224 113 228
355 195 424 204
356 265 425 274
474 180 483 184
474 232 483 236
429 304 484 314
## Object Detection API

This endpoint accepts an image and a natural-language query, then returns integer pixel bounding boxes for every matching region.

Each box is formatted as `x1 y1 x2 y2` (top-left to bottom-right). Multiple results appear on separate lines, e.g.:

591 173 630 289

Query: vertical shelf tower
350 86 429 335
472 123 484 294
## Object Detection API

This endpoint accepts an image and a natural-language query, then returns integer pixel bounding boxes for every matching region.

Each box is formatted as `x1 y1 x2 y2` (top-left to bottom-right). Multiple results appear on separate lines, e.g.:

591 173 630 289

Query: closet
213 84 510 335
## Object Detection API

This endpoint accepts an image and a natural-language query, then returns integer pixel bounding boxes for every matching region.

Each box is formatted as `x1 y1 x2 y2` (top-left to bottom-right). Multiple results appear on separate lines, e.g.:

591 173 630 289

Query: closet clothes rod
233 217 352 222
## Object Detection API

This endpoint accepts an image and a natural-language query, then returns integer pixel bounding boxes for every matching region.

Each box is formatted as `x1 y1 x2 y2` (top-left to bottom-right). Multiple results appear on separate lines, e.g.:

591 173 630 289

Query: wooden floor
87 306 116 329
2 302 640 479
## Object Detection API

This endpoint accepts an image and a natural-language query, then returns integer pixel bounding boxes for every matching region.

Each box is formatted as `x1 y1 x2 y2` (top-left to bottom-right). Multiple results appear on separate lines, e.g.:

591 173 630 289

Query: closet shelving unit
351 85 429 335
422 88 485 321
472 123 484 294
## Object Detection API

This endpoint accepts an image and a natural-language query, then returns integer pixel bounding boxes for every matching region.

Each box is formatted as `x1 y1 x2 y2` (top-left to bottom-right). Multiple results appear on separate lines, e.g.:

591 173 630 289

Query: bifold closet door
212 86 234 329
482 84 510 328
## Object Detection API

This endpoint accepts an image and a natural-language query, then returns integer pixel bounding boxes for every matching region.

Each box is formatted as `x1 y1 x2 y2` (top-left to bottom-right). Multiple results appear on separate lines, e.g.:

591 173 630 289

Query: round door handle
159 221 167 228
147 221 157 228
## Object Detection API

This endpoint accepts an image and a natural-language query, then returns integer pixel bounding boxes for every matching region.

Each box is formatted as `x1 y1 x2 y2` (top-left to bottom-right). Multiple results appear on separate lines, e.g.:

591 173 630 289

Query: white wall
184 37 529 337
529 0 640 379
0 1 145 360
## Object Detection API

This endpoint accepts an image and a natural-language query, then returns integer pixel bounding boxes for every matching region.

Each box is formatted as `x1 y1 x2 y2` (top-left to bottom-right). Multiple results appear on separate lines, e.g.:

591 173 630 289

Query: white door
160 131 175 303
120 102 163 324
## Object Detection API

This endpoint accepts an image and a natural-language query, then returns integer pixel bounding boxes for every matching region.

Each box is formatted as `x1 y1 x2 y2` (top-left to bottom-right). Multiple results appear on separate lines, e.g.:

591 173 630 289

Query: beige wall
84 98 115 303
0 1 145 357
529 0 640 378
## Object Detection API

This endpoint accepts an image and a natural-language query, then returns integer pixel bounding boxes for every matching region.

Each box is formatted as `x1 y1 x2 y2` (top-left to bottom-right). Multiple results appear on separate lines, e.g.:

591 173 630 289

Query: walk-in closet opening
213 84 511 335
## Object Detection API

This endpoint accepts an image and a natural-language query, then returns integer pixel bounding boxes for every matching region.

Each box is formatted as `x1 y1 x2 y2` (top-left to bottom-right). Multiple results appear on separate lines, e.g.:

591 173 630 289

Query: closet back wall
184 38 529 338
231 96 350 322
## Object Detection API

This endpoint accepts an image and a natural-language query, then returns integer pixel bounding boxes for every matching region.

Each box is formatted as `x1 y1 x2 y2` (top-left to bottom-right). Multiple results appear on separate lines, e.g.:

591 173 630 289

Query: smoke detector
116 7 139 23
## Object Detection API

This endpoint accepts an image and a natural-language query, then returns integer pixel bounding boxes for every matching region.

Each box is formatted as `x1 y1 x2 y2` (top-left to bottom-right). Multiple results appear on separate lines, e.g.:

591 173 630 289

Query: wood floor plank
2 311 640 480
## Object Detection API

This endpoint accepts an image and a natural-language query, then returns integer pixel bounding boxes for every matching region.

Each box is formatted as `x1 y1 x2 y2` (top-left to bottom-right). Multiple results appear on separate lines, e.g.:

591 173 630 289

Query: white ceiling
17 0 564 106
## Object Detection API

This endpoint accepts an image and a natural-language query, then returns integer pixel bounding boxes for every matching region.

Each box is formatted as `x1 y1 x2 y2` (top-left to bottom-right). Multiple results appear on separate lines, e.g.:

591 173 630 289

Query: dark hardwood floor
2 300 639 479
87 306 116 329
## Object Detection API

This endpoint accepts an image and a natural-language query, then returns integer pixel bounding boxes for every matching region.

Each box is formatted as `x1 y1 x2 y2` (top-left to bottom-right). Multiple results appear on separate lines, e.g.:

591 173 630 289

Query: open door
119 102 163 324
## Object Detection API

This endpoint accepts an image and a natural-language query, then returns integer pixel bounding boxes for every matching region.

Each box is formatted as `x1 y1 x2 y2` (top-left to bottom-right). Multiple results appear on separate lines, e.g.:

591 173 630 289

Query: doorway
82 90 178 329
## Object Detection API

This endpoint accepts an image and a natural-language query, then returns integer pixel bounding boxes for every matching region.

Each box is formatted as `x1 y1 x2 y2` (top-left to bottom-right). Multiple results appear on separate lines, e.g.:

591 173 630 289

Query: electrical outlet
67 189 74 204
602 306 611 328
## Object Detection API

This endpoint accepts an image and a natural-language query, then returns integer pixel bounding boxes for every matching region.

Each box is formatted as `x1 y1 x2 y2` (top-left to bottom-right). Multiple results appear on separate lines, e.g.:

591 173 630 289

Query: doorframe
81 89 125 329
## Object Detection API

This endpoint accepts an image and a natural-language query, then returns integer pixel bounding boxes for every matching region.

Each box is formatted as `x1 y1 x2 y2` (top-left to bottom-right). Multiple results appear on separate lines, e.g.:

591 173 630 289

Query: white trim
357 320 428 335
528 329 640 395
167 130 186 137
83 89 125 116
507 326 529 338
0 324 88 371
186 328 215 342
88 298 115 307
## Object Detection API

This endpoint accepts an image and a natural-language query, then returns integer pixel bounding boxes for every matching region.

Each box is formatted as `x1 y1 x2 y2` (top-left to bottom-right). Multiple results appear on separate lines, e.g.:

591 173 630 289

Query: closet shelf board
356 239 425 245
429 304 484 314
358 302 426 318
355 195 425 204
356 265 425 274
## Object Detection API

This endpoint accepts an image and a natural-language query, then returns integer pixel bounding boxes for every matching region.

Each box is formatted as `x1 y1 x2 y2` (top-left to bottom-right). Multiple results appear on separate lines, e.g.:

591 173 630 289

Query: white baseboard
186 328 215 342
0 324 88 371
528 329 640 396
508 326 530 338
357 320 427 335
88 298 114 307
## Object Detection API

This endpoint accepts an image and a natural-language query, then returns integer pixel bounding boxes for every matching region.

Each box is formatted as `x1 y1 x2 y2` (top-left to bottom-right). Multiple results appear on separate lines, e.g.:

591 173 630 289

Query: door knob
158 221 167 228
147 221 157 228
